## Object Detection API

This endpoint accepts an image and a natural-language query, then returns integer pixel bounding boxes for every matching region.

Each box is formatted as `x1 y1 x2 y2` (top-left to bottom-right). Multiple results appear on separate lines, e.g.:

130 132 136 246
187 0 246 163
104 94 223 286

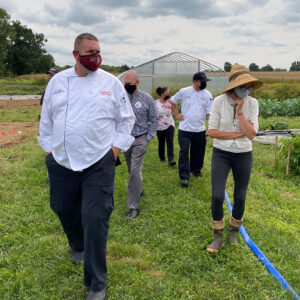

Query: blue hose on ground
225 190 299 300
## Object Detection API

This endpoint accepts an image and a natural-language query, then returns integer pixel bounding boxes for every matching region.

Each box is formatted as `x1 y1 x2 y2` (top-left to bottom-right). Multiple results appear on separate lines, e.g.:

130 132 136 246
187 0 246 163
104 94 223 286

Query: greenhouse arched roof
134 51 225 72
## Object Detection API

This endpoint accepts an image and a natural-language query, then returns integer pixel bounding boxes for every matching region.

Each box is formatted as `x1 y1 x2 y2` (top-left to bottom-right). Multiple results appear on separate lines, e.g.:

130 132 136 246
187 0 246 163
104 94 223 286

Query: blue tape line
225 190 299 300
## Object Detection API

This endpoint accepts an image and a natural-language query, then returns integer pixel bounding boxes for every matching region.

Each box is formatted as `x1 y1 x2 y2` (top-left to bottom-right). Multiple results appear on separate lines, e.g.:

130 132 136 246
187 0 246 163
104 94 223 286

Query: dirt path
0 122 39 148
0 99 41 148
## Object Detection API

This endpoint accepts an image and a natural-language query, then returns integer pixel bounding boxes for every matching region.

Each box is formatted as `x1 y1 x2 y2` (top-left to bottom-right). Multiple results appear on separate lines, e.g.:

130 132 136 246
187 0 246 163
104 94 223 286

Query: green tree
290 61 300 71
101 64 131 74
34 53 55 73
120 64 130 71
224 61 232 72
6 20 53 75
260 64 273 72
249 63 259 72
0 8 12 75
274 68 287 72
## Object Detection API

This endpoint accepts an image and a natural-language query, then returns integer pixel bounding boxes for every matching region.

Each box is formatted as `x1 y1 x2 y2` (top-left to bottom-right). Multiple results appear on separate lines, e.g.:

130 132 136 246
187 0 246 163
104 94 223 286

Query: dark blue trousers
45 149 115 292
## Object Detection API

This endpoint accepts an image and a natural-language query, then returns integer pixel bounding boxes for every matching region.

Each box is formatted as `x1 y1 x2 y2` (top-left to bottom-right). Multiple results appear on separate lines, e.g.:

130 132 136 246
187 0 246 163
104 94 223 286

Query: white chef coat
38 67 135 171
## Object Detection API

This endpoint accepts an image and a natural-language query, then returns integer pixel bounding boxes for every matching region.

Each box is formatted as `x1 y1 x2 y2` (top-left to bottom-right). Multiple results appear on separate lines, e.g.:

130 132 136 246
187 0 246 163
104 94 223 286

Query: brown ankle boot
207 219 225 253
228 216 243 245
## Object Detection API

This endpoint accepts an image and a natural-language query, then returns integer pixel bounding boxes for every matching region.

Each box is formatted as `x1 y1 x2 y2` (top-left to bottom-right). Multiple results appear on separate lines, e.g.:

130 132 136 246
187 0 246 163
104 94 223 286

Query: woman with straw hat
206 64 263 253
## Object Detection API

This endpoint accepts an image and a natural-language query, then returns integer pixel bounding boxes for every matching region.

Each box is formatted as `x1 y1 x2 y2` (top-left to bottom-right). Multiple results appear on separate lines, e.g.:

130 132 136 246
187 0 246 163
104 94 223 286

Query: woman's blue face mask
234 86 252 98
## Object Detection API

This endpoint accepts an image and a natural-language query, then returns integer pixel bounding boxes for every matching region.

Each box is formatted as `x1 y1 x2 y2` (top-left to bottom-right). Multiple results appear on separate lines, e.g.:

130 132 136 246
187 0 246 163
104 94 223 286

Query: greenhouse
118 52 228 94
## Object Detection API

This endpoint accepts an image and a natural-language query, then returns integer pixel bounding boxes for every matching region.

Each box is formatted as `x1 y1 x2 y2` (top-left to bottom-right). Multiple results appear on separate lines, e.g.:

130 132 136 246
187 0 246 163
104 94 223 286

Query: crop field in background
253 71 300 82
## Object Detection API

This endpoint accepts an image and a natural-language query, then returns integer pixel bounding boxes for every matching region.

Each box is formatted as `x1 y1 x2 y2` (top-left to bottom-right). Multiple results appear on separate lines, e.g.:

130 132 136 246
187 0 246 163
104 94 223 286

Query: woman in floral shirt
155 87 176 166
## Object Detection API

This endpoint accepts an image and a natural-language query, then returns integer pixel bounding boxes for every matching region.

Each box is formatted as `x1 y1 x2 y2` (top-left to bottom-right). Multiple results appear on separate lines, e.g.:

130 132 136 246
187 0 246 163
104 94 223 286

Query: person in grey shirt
123 70 158 219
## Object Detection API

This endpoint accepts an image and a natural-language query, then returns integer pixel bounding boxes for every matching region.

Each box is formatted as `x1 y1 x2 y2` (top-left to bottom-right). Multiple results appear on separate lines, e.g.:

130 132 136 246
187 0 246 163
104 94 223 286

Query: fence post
285 141 292 175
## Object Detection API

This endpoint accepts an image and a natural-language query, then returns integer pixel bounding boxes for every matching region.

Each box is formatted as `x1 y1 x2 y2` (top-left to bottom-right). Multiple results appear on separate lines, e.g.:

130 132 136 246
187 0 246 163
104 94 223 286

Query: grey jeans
124 135 149 209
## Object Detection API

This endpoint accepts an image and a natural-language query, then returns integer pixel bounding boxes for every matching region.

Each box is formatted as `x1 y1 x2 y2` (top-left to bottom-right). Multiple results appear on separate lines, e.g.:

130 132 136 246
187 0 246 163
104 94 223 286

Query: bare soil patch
0 100 41 109
0 122 39 148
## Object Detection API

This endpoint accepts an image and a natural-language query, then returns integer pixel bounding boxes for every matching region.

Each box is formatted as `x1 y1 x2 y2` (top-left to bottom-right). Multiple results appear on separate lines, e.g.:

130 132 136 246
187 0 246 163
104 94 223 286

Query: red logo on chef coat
100 91 112 96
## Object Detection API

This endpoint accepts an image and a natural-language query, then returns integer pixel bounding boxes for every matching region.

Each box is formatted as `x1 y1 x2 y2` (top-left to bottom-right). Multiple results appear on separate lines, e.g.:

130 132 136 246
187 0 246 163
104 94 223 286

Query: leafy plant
278 133 300 175
252 82 300 100
258 98 300 117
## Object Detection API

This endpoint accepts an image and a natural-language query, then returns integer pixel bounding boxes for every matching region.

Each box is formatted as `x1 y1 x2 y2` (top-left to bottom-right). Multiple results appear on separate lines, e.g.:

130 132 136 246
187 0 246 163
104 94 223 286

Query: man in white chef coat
38 33 135 300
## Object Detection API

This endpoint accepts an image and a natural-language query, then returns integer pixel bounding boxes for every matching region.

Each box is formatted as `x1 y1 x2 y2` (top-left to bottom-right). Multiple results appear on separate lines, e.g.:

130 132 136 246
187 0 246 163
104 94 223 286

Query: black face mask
124 83 136 94
164 95 170 100
200 81 207 90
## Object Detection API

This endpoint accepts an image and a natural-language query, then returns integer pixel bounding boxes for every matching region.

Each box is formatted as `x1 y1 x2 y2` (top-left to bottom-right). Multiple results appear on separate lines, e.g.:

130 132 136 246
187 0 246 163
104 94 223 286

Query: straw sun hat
224 64 263 93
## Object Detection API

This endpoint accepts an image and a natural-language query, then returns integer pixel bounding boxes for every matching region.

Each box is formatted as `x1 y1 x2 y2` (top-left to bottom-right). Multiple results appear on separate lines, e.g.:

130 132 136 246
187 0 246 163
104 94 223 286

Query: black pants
211 147 252 221
45 149 115 292
178 129 206 179
156 125 175 162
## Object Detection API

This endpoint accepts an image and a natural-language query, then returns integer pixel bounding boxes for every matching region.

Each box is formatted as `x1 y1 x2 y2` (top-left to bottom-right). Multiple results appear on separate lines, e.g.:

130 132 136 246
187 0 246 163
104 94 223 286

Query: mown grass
0 109 41 122
0 125 299 299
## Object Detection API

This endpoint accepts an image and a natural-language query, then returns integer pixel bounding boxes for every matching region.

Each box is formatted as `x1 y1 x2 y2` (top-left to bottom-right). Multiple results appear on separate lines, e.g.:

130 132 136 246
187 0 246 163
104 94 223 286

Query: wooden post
286 141 292 175
274 136 278 162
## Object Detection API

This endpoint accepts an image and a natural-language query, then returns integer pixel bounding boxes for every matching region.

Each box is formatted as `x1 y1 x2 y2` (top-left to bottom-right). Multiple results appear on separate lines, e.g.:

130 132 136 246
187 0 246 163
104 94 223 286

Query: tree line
224 61 300 72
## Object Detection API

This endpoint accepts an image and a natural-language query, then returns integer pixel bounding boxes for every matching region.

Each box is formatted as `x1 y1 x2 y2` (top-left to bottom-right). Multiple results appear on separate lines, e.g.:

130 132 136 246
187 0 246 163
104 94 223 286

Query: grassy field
0 75 48 95
0 121 299 299
253 71 300 82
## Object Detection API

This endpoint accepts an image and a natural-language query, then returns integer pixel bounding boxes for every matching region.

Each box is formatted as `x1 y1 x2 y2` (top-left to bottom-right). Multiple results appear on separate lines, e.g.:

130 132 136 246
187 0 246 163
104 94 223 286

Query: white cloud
0 0 299 69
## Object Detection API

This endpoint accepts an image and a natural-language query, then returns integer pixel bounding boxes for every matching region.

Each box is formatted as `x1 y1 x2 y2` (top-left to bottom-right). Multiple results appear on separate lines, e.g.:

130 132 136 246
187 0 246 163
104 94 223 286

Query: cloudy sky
1 0 299 70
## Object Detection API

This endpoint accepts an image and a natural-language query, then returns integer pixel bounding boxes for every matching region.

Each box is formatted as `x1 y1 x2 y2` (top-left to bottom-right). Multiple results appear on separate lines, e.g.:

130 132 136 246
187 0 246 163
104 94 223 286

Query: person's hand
229 92 244 114
46 152 51 156
235 132 244 138
234 98 244 115
248 120 254 127
111 146 120 160
176 114 184 121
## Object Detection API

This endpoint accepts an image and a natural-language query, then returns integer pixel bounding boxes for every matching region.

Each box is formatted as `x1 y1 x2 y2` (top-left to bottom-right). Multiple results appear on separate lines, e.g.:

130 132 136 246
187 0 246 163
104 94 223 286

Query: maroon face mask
78 53 102 71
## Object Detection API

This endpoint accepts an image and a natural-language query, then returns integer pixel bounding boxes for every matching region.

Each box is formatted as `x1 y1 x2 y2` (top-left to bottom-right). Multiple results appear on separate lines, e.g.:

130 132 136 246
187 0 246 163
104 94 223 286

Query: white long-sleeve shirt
38 67 135 171
208 94 259 153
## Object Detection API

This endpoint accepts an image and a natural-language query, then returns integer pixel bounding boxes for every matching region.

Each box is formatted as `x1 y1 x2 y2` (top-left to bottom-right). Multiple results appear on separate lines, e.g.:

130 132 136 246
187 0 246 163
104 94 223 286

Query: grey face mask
234 87 251 98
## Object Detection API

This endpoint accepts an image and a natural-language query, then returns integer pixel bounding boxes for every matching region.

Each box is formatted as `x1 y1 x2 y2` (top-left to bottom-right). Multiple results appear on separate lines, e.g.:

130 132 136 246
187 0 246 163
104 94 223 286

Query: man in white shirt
171 72 213 187
38 33 135 300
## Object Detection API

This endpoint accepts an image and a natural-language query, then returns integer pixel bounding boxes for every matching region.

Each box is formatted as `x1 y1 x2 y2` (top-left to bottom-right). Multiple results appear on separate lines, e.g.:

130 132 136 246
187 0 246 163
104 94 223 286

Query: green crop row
258 98 300 117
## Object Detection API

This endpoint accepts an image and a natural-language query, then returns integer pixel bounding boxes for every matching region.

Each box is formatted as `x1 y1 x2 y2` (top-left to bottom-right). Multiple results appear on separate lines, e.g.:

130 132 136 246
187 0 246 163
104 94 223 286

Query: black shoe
192 172 202 178
169 160 176 166
160 158 166 162
86 288 106 300
71 249 84 264
181 178 189 187
126 209 140 219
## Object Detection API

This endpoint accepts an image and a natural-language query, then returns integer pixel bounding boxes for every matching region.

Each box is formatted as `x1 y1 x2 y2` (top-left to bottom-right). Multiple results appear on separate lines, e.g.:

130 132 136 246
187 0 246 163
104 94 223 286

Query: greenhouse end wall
117 52 228 95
